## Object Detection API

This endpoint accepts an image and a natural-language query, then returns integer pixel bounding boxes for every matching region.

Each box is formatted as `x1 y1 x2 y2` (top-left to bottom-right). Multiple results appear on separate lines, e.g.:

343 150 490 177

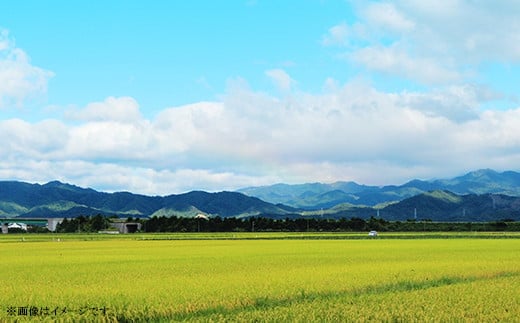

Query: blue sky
1 1 520 194
1 1 354 117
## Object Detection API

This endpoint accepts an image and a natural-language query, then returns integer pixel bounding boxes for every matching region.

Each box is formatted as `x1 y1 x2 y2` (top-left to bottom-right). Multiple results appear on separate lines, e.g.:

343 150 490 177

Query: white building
8 222 28 231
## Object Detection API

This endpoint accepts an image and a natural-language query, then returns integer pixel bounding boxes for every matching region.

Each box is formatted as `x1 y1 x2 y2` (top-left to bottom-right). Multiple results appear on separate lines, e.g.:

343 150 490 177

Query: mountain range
238 169 520 208
0 181 293 219
1 169 520 222
379 190 520 222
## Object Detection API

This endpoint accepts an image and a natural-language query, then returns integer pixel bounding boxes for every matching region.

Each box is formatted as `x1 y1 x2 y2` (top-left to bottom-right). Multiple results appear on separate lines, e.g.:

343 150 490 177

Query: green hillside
238 169 520 209
0 181 292 219
2 170 520 222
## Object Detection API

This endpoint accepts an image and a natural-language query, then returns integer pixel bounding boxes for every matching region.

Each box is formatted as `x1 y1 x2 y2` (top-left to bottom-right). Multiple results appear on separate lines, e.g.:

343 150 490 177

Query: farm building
7 222 28 231
111 221 142 233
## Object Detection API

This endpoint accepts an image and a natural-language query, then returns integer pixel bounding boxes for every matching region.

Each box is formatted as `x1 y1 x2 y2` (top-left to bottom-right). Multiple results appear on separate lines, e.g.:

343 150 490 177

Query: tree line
53 215 520 233
56 215 111 233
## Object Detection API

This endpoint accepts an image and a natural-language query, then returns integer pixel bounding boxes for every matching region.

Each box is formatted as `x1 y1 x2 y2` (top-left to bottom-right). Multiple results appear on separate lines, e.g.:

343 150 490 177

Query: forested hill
0 181 293 219
379 190 520 222
238 169 520 209
2 171 520 222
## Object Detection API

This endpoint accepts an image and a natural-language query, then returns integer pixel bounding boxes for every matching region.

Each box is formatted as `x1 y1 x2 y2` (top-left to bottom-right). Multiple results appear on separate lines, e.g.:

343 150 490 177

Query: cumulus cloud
0 29 53 108
0 118 68 159
3 1 520 194
65 96 142 123
351 44 460 85
362 2 415 33
0 158 274 195
400 84 495 122
2 79 520 194
398 0 520 63
324 1 520 85
265 69 295 92
322 22 350 46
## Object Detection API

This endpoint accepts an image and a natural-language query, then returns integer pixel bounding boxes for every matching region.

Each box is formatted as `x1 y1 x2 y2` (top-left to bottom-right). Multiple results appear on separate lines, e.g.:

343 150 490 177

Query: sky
1 0 520 195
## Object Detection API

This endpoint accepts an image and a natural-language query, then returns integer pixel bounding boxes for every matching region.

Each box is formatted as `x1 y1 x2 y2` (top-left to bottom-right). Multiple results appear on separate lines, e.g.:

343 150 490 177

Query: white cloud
0 29 53 108
65 96 142 123
322 22 350 46
4 3 520 194
0 158 278 196
265 69 295 92
398 0 520 62
3 77 520 194
362 2 415 33
324 1 520 86
65 121 151 160
400 84 493 121
0 118 68 159
322 21 368 48
351 44 460 85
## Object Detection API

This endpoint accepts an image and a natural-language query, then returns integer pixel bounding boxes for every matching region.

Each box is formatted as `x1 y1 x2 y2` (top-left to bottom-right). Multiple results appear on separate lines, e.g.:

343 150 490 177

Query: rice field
1 233 519 322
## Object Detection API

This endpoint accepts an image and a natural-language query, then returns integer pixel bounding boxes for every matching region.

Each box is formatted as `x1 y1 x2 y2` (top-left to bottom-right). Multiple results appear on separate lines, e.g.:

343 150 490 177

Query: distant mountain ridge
379 190 520 222
296 189 520 222
0 181 293 219
2 169 520 222
238 169 520 209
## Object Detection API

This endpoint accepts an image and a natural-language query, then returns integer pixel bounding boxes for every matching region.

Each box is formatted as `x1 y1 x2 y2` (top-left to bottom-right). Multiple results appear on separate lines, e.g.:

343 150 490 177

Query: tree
90 214 109 231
